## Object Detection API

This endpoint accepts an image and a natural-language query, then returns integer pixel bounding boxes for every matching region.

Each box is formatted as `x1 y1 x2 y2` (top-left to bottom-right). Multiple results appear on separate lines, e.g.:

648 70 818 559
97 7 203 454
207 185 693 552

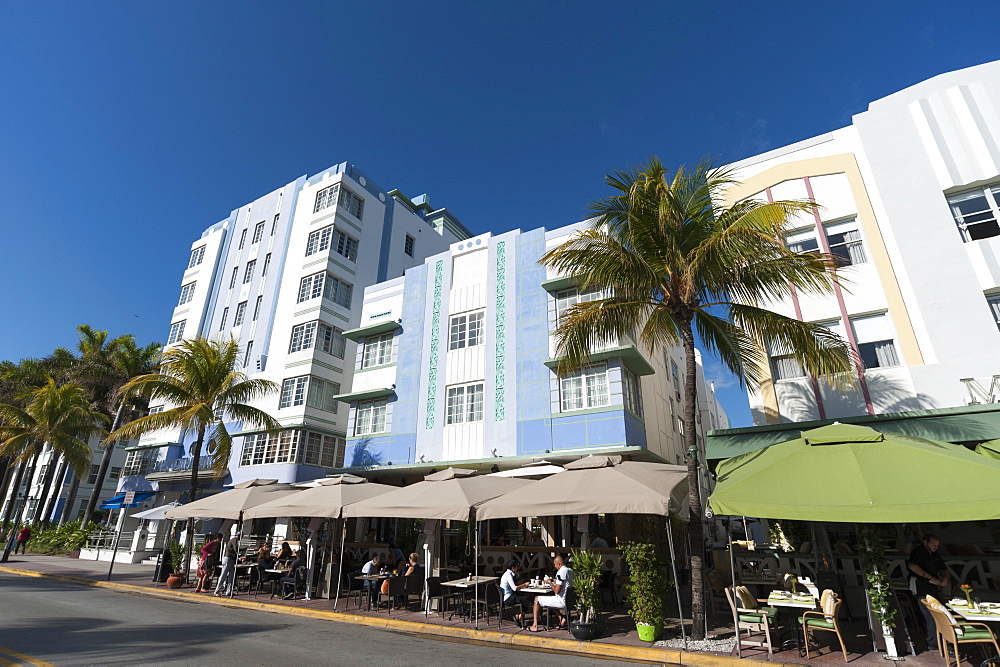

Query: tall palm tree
0 380 107 535
540 157 854 639
76 328 162 527
108 336 279 576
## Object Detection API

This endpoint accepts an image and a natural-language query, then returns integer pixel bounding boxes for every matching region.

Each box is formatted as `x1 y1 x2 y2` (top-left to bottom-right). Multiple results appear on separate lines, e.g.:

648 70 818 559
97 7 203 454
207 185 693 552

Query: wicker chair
923 600 1000 667
799 589 848 662
726 585 777 659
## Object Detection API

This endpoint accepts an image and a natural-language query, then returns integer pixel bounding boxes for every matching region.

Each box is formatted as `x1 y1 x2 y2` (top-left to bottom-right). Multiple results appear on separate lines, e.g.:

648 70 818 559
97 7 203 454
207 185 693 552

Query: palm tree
108 336 279 576
540 157 854 639
75 327 161 527
0 380 107 537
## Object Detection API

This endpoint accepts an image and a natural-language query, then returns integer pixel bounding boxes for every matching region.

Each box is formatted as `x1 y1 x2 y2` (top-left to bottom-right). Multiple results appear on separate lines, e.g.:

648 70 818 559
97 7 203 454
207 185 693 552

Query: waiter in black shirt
908 533 950 650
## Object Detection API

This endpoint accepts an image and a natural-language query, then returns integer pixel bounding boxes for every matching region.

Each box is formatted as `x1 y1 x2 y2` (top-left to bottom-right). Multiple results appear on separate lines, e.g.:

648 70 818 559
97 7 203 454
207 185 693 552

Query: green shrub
620 540 671 626
26 520 103 555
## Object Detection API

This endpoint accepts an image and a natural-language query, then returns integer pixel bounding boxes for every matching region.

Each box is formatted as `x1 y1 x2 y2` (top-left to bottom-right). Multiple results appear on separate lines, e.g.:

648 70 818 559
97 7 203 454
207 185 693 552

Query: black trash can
152 549 170 583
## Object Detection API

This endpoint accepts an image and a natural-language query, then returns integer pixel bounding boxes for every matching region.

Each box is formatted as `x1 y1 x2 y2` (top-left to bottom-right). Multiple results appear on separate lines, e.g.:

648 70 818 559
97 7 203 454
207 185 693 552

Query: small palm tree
0 380 107 530
107 336 279 575
540 157 854 639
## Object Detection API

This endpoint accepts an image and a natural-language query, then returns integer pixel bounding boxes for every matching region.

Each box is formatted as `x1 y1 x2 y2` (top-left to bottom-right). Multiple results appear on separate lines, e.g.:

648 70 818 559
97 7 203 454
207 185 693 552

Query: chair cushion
799 617 836 629
736 586 757 609
958 627 996 641
739 613 767 624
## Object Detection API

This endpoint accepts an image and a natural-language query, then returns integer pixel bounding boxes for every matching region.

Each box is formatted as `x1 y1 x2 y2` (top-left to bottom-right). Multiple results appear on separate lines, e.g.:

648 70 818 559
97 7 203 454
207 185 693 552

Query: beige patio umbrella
242 475 396 605
164 479 297 520
342 468 534 626
475 455 690 641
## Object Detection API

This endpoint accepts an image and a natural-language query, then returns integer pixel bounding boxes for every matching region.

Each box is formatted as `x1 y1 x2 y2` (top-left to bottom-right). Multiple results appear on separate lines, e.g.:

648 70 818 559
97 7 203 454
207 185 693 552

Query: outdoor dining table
946 600 1000 622
766 590 818 654
355 574 391 611
441 576 498 621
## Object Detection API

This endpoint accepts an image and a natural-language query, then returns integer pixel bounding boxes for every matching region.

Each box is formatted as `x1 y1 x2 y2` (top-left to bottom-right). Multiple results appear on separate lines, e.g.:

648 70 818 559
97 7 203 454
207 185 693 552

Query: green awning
539 275 579 292
342 319 401 342
543 345 655 376
709 423 1000 523
706 403 1000 460
330 387 395 403
975 439 1000 460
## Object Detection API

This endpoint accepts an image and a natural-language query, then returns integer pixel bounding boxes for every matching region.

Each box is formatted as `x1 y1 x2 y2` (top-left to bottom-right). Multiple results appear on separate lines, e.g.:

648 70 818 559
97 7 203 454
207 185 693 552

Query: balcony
145 456 219 483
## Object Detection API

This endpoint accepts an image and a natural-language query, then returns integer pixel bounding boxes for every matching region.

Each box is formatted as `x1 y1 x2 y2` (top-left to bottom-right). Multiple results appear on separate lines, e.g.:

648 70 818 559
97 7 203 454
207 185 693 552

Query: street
0 574 627 666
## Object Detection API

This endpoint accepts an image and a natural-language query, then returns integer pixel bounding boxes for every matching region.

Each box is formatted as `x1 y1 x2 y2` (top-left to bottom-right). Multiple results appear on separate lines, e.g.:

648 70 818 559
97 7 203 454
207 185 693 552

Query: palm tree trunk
41 456 68 526
1 459 29 534
59 472 81 526
184 425 207 581
680 320 707 641
32 453 61 526
81 402 127 527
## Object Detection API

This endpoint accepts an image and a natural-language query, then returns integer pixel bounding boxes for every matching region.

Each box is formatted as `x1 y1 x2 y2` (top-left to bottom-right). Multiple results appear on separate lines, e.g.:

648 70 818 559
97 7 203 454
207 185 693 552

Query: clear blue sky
1 2 998 427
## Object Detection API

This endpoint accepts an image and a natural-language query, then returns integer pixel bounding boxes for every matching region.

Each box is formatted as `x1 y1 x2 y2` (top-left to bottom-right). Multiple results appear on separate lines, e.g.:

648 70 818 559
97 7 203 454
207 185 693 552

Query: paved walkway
0 555 975 665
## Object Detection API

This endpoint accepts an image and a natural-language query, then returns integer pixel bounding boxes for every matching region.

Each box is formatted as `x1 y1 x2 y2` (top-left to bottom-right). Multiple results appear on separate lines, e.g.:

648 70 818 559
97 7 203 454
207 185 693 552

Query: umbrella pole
728 517 742 660
666 516 686 647
334 518 347 610
474 521 480 629
230 511 243 599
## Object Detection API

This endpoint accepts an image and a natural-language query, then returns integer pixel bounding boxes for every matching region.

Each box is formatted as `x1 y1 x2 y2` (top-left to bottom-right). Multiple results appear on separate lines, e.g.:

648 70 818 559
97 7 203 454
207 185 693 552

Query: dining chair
598 570 618 605
376 576 406 614
726 586 777 659
425 577 456 619
923 600 1000 667
402 574 424 611
472 583 503 625
799 589 848 662
497 585 524 630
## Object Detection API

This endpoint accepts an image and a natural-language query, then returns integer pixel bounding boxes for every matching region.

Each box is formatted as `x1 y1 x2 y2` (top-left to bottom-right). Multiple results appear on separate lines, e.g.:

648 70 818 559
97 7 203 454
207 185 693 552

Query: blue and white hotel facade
334 222 729 477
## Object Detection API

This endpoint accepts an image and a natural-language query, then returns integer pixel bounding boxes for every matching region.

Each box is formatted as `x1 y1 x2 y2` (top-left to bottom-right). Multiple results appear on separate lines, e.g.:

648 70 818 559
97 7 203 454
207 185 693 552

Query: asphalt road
0 574 627 666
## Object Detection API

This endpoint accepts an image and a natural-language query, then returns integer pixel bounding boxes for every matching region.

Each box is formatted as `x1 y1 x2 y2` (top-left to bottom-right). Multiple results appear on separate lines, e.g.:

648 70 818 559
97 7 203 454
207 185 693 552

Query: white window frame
948 186 1000 242
314 183 341 214
238 228 247 250
362 332 393 368
305 225 359 261
355 399 387 436
262 253 271 276
279 376 309 409
253 295 263 321
339 186 364 219
188 246 206 268
559 362 610 412
306 377 340 413
986 294 1000 331
252 221 265 245
229 267 239 289
219 307 228 331
240 430 301 466
555 287 603 321
243 259 256 284
178 282 196 306
449 310 485 350
167 321 185 345
297 272 352 308
850 313 900 370
445 382 485 425
233 301 247 327
622 368 643 418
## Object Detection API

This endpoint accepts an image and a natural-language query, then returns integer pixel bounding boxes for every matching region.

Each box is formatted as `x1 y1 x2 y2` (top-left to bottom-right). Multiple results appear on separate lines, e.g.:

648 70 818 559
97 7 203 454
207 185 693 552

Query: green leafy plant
570 548 603 624
168 541 186 574
621 540 670 627
858 524 897 628
26 520 102 554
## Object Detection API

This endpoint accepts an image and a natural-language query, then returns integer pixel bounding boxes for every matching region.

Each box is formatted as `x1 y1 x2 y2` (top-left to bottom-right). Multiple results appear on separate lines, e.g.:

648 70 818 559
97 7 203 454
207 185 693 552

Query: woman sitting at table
274 541 293 563
501 563 532 627
527 555 573 632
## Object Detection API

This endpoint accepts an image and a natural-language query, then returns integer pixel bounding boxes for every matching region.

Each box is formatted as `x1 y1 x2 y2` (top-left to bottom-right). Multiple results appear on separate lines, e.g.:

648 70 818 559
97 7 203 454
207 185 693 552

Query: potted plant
569 548 603 640
621 540 669 642
166 542 187 589
859 525 899 659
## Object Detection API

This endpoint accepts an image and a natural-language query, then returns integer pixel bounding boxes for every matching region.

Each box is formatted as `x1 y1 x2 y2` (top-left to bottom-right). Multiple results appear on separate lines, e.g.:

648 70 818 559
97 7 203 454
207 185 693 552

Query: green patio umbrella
709 423 1000 523
975 439 1000 460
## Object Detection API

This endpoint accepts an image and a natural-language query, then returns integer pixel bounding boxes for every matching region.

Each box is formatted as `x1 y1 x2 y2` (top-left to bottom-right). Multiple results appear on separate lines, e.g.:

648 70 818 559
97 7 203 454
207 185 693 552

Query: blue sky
1 1 998 428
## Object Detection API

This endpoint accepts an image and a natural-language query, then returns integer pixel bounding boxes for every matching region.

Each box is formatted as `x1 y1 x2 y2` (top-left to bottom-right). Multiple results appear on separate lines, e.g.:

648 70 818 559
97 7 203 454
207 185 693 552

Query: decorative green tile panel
425 260 444 429
495 241 506 421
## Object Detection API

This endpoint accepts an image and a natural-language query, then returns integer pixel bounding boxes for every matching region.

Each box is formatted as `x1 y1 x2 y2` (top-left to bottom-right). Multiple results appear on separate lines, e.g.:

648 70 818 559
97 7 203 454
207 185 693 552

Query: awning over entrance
100 491 157 509
706 403 1000 460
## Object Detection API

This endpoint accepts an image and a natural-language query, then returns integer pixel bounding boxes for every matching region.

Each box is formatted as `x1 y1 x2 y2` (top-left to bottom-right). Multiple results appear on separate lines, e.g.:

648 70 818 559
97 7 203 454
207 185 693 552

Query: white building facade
123 162 472 498
722 60 1000 425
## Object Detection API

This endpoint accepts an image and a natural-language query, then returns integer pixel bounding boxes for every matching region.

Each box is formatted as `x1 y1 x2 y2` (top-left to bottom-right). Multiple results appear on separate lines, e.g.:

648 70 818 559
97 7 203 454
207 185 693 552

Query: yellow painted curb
0 565 792 666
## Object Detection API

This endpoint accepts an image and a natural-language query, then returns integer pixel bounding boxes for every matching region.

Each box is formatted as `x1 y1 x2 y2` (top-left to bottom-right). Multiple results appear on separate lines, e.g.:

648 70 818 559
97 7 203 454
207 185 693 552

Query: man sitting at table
279 549 307 600
908 533 951 651
526 554 573 632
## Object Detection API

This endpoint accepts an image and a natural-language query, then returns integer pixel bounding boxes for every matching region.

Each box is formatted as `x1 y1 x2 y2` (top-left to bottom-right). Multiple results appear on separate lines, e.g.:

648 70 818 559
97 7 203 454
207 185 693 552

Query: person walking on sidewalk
213 532 241 597
14 525 31 555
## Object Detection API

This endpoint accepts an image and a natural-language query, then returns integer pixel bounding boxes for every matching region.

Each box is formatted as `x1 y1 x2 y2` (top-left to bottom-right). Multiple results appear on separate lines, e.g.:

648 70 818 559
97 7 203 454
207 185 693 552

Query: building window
167 321 185 345
769 339 806 381
404 234 415 257
178 282 196 306
445 382 485 425
219 307 229 331
555 287 603 320
233 301 247 327
243 341 253 367
302 431 342 468
314 184 341 214
362 332 393 368
339 186 364 219
622 368 643 417
305 225 359 262
252 221 265 245
243 259 256 284
670 359 681 399
188 246 206 268
147 405 164 415
987 294 1000 331
306 377 340 413
109 467 121 480
289 321 346 358
355 399 387 436
449 310 485 350
230 267 239 289
850 314 899 369
87 464 99 485
123 449 158 476
238 228 247 250
262 253 271 276
279 376 309 409
272 214 279 235
560 362 610 411
297 272 353 308
240 430 301 466
253 295 263 321
824 219 867 266
948 186 1000 242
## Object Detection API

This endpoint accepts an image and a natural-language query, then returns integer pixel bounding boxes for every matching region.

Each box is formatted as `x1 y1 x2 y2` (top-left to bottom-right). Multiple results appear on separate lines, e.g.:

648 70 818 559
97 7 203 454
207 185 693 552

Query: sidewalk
0 555 952 665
